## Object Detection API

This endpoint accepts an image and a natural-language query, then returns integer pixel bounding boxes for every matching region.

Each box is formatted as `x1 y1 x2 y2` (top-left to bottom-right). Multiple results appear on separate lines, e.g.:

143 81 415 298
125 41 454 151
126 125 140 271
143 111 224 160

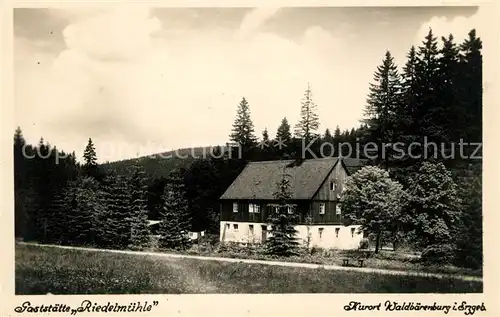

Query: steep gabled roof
220 157 366 200
220 158 337 200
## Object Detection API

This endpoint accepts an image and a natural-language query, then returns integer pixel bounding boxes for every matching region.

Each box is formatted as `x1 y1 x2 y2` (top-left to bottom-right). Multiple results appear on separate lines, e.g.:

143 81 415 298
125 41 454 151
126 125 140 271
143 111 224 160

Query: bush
421 244 455 265
359 238 370 250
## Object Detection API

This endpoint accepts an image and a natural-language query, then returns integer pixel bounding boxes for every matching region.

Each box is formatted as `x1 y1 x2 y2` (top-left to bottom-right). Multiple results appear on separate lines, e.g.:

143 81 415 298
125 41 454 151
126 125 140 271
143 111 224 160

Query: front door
261 225 267 242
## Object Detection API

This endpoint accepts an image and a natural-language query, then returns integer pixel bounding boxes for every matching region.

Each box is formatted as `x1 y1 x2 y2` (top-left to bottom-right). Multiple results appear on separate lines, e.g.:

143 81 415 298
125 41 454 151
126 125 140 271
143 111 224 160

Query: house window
234 224 239 231
318 228 324 239
335 228 340 238
351 228 355 237
319 203 326 215
249 224 254 235
226 224 230 230
233 202 238 213
287 206 293 214
249 203 260 213
336 204 341 215
330 181 336 191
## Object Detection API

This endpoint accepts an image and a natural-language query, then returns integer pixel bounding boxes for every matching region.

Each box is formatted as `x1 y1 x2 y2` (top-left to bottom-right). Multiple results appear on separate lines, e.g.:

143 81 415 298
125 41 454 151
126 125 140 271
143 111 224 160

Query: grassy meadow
16 244 482 294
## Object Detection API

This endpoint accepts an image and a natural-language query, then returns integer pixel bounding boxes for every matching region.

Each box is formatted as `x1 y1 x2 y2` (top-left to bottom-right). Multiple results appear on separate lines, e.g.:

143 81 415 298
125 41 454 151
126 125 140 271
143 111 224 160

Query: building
219 157 367 250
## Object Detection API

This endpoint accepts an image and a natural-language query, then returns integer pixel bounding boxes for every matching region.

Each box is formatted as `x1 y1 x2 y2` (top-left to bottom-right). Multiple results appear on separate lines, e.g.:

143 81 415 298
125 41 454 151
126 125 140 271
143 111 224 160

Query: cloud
235 7 281 39
20 7 469 162
416 7 481 43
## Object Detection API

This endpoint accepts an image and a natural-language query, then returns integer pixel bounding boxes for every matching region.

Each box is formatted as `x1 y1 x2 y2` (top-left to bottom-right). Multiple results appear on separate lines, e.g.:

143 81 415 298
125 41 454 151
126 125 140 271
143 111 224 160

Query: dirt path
18 242 482 283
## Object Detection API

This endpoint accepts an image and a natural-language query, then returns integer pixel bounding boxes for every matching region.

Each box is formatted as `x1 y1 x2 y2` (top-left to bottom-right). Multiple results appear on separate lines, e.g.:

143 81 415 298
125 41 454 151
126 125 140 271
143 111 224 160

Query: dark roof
341 158 369 175
220 157 366 200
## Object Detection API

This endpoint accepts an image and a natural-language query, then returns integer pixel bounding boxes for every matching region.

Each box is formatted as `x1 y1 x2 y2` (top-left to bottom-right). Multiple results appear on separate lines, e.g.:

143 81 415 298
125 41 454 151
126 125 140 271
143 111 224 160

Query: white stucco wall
220 221 363 250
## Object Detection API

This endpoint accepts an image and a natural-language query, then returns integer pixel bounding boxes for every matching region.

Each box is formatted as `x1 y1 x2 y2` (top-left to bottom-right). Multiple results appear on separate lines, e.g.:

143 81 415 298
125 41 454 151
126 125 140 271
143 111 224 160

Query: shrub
421 244 455 265
359 238 370 250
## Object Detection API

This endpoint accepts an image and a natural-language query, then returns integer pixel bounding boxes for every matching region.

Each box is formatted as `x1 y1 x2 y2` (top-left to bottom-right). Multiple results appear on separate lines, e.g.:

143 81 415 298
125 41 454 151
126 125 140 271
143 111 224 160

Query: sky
14 6 480 162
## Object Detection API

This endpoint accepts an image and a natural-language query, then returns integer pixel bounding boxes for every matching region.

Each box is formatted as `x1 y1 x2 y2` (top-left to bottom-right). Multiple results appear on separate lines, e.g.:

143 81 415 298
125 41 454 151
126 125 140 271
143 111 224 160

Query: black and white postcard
1 1 498 316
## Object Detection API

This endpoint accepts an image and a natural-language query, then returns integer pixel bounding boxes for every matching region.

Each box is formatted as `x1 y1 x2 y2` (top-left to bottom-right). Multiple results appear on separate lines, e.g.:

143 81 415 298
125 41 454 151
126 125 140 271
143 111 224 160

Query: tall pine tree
159 170 192 250
100 174 133 249
66 177 104 246
363 50 402 168
229 97 258 150
414 29 442 147
14 127 30 238
458 29 483 145
276 117 292 143
128 161 151 249
83 138 99 178
294 83 320 144
438 34 460 145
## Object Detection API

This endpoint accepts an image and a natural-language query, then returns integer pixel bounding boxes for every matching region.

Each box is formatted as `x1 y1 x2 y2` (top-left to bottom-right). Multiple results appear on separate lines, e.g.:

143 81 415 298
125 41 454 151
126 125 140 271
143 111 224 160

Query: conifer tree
414 29 442 146
229 97 257 150
276 117 292 143
44 190 69 243
29 138 53 241
323 128 333 143
83 138 99 178
14 127 29 238
458 29 482 144
265 168 299 257
159 170 192 250
399 46 419 148
294 83 320 143
438 34 460 144
363 50 402 168
99 174 133 249
66 177 103 246
332 125 342 150
262 128 269 143
128 161 151 249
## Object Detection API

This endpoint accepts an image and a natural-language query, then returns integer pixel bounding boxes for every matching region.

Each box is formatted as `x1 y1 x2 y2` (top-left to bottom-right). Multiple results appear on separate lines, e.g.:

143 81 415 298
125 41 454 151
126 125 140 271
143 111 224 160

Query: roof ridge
247 160 293 164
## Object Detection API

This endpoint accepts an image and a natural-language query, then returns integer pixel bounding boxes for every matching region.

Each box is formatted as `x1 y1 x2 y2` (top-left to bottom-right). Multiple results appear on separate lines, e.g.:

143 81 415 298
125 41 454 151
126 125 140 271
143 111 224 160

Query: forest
14 29 482 269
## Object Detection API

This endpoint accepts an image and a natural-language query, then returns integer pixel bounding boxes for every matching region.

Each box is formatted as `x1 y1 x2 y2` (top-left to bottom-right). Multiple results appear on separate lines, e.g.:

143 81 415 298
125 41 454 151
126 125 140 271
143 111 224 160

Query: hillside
100 146 219 181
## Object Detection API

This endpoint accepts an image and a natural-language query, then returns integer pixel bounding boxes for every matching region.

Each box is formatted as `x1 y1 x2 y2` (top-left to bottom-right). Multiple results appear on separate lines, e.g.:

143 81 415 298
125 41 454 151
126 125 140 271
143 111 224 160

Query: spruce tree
262 128 269 141
45 189 70 244
229 97 258 150
398 46 419 161
159 170 192 250
128 161 151 249
363 50 402 168
66 177 103 246
323 128 333 143
265 168 299 257
458 29 482 145
99 174 133 249
29 138 53 242
294 83 320 144
438 34 461 145
414 29 442 147
14 127 29 238
276 117 292 143
83 138 99 178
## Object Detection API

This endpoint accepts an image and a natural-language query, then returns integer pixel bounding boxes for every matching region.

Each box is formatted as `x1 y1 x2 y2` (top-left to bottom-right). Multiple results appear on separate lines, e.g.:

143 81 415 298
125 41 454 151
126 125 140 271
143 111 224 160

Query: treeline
14 135 196 251
14 28 482 266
